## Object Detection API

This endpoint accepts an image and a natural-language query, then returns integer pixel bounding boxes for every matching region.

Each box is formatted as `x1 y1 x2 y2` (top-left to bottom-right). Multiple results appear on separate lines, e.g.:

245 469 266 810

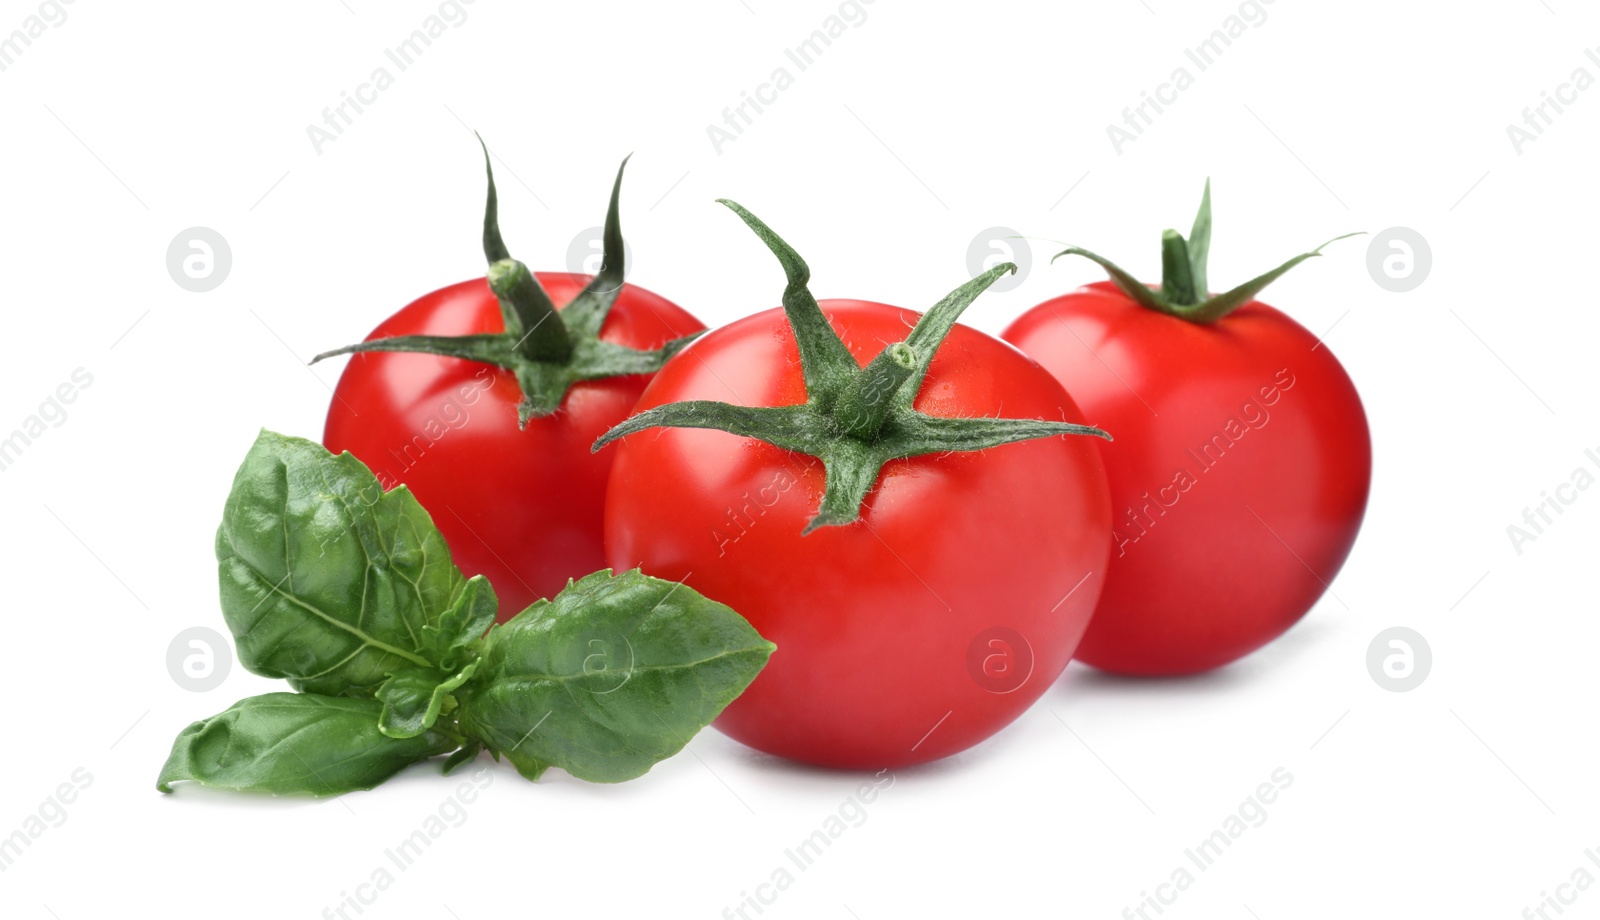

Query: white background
1 1 1595 918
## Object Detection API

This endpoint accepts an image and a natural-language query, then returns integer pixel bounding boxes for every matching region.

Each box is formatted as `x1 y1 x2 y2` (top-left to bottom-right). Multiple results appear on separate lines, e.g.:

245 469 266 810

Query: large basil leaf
216 430 488 696
455 569 775 783
156 694 457 796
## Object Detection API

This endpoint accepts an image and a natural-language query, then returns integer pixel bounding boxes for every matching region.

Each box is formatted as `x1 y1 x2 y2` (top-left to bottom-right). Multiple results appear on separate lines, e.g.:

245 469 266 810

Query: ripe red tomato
1001 185 1370 675
324 274 701 619
598 202 1111 768
319 148 703 619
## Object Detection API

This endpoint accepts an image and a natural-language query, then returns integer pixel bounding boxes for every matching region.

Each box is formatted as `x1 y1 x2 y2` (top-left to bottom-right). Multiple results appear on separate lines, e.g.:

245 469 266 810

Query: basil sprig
159 431 774 797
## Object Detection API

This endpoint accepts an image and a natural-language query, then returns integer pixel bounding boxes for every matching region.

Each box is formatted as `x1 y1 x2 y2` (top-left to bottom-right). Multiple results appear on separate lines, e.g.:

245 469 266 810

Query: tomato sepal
593 200 1109 534
1051 179 1363 324
310 138 702 427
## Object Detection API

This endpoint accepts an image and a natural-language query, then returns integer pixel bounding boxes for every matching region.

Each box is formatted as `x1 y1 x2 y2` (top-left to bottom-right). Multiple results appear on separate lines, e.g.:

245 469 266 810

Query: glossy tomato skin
1001 281 1371 675
324 274 703 621
603 300 1112 769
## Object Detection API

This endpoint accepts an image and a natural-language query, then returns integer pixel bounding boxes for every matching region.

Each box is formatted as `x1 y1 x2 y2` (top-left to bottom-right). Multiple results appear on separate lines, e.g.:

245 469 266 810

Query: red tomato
602 298 1111 768
324 273 702 619
1002 279 1370 675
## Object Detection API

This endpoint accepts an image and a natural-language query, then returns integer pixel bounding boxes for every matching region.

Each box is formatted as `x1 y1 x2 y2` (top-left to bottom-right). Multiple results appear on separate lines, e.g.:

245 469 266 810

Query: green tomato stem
834 343 918 440
1159 229 1198 305
487 259 572 364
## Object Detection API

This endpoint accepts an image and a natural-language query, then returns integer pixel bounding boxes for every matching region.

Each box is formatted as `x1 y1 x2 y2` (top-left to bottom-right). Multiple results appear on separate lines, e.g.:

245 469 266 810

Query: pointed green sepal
594 205 1110 533
561 155 632 339
312 140 697 428
897 262 1017 402
478 133 511 264
1051 244 1169 313
1184 233 1365 322
716 199 859 402
592 402 823 456
1186 178 1213 301
1052 180 1363 324
881 413 1111 456
311 334 515 368
802 445 887 535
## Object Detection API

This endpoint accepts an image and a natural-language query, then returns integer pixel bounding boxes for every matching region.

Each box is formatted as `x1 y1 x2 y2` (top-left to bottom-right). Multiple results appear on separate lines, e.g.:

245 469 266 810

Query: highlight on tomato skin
1001 182 1371 676
594 199 1114 769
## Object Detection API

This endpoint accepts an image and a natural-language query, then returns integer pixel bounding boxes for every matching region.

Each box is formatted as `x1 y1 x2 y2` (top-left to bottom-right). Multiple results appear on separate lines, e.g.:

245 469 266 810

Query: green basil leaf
456 569 775 783
216 430 486 696
419 575 497 668
156 694 457 796
376 660 479 739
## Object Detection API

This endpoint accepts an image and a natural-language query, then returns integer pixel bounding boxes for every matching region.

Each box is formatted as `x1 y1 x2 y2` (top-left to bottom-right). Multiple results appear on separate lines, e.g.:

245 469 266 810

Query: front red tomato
324 273 701 618
598 203 1111 769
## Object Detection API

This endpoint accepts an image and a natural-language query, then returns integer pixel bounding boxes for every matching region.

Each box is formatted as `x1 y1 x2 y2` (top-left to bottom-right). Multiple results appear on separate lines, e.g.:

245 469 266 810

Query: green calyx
1052 179 1363 324
593 200 1111 535
311 136 702 427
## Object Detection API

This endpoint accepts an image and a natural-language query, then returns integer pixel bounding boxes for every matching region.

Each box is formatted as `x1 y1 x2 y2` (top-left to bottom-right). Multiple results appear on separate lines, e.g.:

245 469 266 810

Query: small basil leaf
156 694 457 796
376 660 480 740
420 575 497 668
216 430 474 696
442 741 484 775
456 569 775 783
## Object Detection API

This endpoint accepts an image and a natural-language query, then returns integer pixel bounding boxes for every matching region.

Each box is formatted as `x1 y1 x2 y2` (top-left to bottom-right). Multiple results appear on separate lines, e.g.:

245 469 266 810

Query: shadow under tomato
714 730 991 784
1050 607 1340 703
